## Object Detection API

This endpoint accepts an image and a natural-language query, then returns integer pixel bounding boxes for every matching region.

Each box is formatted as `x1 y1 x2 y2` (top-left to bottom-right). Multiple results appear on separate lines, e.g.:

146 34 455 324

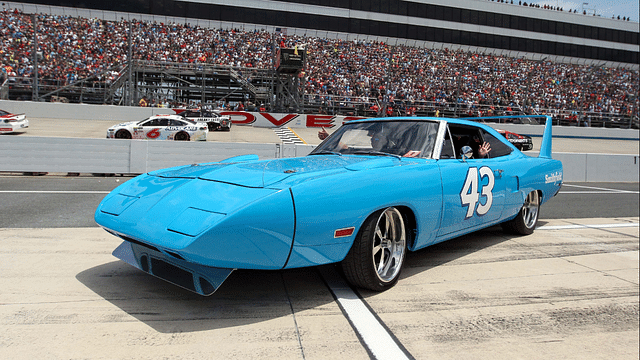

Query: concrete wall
1 100 637 181
2 100 638 140
488 123 639 141
1 100 168 121
553 152 639 182
0 136 313 174
1 136 636 182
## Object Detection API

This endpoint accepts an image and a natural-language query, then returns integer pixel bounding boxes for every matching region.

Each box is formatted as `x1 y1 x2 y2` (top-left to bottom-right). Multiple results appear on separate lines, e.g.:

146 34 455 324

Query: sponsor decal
214 112 366 128
307 115 334 128
260 113 299 126
0 127 12 131
146 128 161 139
545 171 563 184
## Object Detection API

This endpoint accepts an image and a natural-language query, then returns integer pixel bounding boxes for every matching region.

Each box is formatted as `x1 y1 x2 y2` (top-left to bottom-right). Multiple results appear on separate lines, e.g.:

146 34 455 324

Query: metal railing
3 65 637 129
0 78 8 100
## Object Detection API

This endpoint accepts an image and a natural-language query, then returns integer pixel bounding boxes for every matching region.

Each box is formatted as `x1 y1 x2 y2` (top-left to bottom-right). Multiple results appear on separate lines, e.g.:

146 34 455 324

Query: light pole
31 14 38 101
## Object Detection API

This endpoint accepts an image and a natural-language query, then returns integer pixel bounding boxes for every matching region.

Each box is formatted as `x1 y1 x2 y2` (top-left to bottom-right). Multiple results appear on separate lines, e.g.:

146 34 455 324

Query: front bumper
113 240 234 295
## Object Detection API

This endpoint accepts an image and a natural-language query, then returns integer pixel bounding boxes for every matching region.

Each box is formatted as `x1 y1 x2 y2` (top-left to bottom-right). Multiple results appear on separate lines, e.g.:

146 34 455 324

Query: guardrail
0 136 637 182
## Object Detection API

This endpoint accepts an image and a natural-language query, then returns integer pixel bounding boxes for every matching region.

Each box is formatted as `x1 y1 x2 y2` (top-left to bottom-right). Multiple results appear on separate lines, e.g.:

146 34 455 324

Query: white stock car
0 109 29 134
107 114 208 141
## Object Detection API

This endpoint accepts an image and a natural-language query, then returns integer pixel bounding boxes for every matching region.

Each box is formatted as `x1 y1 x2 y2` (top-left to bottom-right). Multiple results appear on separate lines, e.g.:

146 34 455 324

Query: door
141 118 170 139
436 124 508 236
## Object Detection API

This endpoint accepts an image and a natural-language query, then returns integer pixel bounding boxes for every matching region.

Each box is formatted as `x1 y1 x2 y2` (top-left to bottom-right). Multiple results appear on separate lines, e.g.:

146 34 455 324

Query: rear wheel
502 191 540 235
115 129 131 139
174 132 190 141
341 207 407 291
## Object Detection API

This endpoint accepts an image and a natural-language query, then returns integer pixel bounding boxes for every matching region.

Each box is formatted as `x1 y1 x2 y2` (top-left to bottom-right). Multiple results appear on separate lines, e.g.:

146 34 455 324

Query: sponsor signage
217 111 367 129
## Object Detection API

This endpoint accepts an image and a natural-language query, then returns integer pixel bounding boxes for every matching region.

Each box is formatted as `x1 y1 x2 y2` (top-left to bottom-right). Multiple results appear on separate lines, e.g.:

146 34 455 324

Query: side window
482 130 513 158
169 119 185 126
155 118 170 127
141 119 156 127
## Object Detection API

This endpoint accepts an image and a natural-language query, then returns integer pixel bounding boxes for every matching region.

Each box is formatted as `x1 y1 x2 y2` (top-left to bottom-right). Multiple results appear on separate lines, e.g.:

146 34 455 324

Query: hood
148 155 405 188
110 120 139 128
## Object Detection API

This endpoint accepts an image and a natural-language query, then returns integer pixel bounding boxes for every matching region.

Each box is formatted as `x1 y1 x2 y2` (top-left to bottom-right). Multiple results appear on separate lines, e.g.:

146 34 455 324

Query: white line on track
561 184 639 194
538 223 639 230
319 266 413 360
560 191 638 194
0 190 110 194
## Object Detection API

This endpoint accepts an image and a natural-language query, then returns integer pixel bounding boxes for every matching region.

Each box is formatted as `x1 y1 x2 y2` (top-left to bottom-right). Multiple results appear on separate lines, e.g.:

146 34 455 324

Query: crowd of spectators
1 8 638 120
488 0 633 21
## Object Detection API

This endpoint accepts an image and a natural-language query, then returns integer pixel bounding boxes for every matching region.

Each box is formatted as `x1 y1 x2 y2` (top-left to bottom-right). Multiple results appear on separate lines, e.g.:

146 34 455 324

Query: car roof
345 116 494 130
146 114 185 120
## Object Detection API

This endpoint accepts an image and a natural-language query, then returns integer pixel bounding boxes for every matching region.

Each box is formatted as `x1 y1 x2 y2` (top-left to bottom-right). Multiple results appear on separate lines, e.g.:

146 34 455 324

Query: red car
497 129 533 151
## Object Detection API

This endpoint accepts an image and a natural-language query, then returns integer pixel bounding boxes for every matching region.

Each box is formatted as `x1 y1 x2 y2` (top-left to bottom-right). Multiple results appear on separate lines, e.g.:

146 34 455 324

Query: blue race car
95 116 562 295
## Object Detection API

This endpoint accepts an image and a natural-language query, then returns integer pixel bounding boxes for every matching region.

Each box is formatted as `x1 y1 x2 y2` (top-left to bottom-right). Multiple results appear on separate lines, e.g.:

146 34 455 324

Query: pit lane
0 175 638 360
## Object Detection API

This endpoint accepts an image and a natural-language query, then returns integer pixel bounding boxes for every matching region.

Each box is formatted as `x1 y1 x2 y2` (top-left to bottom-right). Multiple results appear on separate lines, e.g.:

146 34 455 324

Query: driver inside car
319 125 391 152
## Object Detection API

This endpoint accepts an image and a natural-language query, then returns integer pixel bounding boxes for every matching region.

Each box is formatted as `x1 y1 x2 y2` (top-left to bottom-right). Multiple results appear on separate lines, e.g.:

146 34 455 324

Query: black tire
341 207 407 291
115 129 131 139
174 132 190 141
502 191 540 235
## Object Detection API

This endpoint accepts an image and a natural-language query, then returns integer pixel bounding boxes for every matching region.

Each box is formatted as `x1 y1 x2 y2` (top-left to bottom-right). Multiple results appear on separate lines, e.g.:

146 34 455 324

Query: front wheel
502 191 540 235
115 129 131 139
174 132 190 141
341 207 407 291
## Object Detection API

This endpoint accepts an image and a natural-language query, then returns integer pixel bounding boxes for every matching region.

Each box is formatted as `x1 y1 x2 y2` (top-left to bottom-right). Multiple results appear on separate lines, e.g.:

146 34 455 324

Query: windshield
311 120 440 158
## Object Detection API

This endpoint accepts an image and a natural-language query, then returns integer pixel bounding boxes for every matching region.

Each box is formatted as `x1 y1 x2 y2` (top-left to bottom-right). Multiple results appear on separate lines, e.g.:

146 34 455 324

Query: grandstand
1 1 638 127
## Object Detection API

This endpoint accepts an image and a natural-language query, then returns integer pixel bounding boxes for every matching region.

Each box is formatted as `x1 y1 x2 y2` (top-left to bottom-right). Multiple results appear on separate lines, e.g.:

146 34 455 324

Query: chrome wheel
522 191 540 229
502 190 540 235
341 206 408 291
372 207 406 283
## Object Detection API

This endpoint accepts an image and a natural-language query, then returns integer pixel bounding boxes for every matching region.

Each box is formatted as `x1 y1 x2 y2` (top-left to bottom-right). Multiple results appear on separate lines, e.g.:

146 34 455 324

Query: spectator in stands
0 8 637 125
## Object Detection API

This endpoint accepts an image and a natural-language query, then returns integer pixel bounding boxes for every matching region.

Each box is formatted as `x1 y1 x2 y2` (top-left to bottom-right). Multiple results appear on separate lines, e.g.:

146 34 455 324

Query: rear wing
460 115 553 159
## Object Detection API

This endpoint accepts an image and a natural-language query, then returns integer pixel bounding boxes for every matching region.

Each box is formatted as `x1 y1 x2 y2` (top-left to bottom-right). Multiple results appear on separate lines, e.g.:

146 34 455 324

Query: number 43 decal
460 166 495 219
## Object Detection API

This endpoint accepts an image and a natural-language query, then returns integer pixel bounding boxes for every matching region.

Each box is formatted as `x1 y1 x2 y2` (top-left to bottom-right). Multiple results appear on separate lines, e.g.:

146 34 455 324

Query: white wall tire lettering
460 166 495 219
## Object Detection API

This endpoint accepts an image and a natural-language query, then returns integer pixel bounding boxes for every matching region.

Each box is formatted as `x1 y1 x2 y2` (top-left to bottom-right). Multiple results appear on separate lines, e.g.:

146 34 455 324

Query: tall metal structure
123 61 273 108
31 14 38 101
273 47 306 112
